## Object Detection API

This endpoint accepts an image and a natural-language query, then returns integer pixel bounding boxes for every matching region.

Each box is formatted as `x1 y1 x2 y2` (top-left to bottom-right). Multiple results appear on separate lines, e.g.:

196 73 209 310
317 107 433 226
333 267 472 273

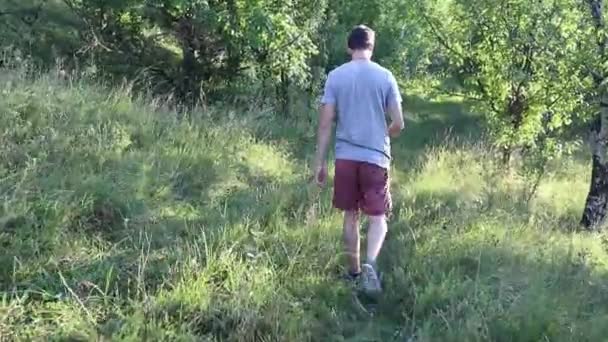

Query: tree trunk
224 0 242 83
581 101 608 230
181 44 199 111
581 0 608 230
176 17 202 113
276 68 290 116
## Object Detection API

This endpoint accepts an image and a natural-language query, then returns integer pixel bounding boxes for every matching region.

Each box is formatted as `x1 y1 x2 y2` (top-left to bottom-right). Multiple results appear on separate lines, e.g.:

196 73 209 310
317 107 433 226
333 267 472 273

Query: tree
579 0 608 230
418 0 588 166
140 0 328 111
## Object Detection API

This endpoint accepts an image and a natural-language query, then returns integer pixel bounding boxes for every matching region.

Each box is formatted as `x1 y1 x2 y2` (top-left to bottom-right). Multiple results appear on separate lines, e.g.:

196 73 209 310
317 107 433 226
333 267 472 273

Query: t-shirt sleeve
386 72 402 108
321 72 337 105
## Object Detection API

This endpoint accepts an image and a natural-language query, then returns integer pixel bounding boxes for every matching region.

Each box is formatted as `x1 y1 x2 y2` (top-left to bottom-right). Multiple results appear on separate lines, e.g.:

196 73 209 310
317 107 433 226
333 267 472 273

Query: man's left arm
386 72 404 138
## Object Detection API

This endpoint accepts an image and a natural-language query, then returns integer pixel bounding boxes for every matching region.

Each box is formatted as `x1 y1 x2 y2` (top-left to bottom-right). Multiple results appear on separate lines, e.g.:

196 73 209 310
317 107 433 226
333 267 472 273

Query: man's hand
388 121 404 138
387 102 405 138
314 162 328 187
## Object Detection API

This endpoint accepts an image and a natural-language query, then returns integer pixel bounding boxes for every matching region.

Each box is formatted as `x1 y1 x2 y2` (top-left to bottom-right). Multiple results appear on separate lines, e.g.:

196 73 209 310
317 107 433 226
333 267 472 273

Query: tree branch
476 79 502 115
420 11 464 60
419 6 504 114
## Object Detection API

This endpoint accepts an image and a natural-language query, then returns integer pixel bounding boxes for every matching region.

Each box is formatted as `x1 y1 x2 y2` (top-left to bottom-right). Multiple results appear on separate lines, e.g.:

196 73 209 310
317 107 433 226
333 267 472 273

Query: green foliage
418 0 594 160
322 0 415 71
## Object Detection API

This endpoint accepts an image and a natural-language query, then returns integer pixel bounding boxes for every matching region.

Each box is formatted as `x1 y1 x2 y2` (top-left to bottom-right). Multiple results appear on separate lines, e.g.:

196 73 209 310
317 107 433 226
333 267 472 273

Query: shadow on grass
395 95 483 164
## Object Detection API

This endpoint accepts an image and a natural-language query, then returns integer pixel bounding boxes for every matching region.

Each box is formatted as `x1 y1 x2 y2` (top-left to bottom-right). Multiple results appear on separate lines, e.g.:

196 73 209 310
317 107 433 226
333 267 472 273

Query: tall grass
1 69 608 341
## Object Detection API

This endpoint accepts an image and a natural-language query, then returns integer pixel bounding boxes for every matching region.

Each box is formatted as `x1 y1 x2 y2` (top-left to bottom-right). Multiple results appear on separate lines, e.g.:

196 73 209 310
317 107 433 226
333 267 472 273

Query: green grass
2 68 608 341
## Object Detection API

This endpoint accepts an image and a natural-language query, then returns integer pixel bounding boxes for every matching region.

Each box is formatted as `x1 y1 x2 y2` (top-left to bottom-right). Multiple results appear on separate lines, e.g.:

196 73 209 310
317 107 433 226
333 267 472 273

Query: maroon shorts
332 159 392 216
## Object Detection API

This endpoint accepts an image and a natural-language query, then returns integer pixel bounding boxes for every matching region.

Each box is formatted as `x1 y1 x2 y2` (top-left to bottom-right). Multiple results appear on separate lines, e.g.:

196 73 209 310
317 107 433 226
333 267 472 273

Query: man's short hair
348 25 375 50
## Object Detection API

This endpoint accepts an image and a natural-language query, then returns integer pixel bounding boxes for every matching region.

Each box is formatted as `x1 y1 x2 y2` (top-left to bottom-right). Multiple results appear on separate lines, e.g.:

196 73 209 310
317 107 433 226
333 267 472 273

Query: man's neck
351 50 372 61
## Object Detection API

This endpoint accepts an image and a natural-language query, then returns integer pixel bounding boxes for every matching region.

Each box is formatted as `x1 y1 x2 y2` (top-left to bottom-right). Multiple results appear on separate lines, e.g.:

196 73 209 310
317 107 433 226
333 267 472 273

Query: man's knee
368 214 385 222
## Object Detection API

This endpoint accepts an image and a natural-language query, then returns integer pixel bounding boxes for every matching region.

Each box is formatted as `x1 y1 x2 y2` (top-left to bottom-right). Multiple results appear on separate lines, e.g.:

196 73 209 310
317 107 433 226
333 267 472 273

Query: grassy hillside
2 69 608 341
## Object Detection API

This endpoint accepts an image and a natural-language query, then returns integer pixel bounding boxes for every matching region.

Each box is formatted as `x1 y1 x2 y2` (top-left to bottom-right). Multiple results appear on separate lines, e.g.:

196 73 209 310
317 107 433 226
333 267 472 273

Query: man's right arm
312 72 337 186
387 73 404 138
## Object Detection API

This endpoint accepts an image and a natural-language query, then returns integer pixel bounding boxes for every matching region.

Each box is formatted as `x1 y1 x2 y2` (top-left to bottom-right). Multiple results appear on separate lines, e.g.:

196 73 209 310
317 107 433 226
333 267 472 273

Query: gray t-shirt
321 60 402 169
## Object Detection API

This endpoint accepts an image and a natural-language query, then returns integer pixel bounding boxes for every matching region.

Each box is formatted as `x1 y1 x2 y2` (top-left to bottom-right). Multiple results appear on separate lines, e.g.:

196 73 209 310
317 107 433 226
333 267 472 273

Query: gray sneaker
361 263 382 295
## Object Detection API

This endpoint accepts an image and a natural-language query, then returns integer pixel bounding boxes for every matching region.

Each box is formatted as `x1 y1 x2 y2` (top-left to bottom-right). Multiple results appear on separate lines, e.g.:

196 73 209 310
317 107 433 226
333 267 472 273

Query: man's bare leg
343 210 361 276
361 214 387 293
366 215 387 267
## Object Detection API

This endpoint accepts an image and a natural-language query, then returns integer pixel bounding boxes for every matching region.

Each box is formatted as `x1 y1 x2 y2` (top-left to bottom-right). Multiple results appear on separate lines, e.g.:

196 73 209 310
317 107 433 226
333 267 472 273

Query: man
313 25 404 295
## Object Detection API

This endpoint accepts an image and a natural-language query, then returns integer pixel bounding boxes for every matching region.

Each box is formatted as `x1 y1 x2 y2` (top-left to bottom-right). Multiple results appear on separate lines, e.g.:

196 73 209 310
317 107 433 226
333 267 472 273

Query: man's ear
346 47 353 55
